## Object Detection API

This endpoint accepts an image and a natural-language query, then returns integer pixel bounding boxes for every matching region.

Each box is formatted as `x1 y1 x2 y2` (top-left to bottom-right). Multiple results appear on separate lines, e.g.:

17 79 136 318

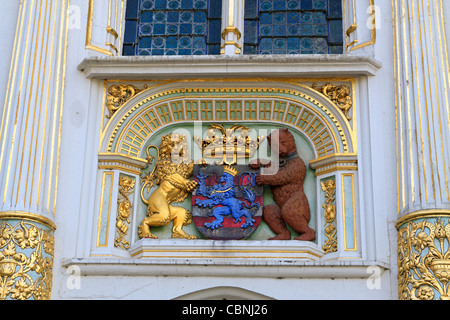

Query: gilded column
0 0 70 299
393 0 450 300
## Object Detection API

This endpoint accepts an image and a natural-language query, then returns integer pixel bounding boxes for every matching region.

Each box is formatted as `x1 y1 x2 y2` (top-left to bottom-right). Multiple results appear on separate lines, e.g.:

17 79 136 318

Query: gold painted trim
98 152 148 164
221 26 241 40
106 26 119 38
0 211 56 230
349 0 377 51
395 209 450 229
346 24 357 37
98 164 141 175
315 165 358 177
96 172 114 247
106 42 118 53
85 0 114 56
310 153 358 176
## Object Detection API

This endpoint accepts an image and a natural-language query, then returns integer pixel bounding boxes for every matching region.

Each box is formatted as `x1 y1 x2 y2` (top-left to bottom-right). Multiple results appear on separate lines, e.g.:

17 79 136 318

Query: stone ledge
62 239 389 279
61 257 388 278
128 239 324 260
77 54 382 80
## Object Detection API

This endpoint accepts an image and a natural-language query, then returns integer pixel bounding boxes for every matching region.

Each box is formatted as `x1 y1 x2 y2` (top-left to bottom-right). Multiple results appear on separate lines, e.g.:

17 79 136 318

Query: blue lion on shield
194 166 260 230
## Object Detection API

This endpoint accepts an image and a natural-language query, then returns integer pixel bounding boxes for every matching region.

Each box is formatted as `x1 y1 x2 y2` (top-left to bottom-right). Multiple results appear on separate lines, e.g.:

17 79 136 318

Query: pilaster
220 0 244 56
0 0 70 300
393 0 450 300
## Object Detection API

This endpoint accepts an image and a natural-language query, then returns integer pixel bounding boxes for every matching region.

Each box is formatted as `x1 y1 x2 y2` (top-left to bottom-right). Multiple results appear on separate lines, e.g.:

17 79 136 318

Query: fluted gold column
0 0 70 300
393 0 450 300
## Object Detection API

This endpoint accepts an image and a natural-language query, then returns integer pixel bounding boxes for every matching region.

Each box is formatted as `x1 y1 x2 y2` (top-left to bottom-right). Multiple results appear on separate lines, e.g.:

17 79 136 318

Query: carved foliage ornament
397 217 450 300
106 84 147 119
312 83 353 121
0 220 54 300
115 176 136 250
321 179 337 253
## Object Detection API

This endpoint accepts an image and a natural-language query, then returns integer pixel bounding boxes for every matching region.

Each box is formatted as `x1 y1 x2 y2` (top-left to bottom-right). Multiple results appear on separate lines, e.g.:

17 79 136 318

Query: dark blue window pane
244 20 258 44
180 24 192 34
329 45 343 54
208 44 220 54
245 0 258 19
123 0 221 55
123 44 136 55
141 11 153 22
155 0 167 9
313 0 327 10
166 36 178 48
287 37 300 51
273 0 286 10
125 0 139 19
167 11 179 22
124 20 138 43
208 0 222 18
328 19 343 43
244 0 343 55
208 19 221 43
301 0 313 10
141 0 154 9
328 0 342 18
181 0 193 9
194 11 206 23
244 45 257 54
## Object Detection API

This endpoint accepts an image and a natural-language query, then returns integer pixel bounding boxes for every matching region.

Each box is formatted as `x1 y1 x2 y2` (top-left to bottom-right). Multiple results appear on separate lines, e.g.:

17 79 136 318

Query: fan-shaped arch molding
99 81 356 162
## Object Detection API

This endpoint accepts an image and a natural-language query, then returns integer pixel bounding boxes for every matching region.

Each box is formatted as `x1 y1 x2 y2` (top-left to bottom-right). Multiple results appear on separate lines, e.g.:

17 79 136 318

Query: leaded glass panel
244 0 343 54
123 0 222 55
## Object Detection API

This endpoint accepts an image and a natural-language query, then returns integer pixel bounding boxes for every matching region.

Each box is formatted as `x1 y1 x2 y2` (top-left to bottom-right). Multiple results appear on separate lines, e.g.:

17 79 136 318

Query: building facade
0 0 449 300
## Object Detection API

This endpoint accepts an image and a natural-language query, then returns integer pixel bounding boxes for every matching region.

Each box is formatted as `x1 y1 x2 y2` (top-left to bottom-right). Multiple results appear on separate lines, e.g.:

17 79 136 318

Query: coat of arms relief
138 123 315 242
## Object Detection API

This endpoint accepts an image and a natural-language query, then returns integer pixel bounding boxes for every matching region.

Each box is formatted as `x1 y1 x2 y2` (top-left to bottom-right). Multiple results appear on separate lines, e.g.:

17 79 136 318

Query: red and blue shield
192 164 263 240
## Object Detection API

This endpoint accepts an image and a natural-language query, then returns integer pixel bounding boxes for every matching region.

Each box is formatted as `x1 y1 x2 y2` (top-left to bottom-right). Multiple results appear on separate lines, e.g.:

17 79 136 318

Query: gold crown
223 165 239 177
194 124 264 165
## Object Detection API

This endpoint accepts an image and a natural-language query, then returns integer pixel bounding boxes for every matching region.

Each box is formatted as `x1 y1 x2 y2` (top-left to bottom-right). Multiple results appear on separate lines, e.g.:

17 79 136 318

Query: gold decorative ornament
0 220 54 300
312 83 353 121
221 26 242 40
397 217 450 300
321 179 337 254
348 0 376 51
115 176 136 249
139 133 198 239
106 84 147 119
194 124 264 165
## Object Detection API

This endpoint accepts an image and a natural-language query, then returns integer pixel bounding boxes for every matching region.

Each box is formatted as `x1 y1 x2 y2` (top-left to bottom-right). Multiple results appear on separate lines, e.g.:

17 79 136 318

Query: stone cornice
77 54 382 80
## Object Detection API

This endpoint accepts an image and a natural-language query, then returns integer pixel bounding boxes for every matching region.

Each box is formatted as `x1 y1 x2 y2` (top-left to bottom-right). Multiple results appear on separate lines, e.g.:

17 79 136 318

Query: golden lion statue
138 133 198 239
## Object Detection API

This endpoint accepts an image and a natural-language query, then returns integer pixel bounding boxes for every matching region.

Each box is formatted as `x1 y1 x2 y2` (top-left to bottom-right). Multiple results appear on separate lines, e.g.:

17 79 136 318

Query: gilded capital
396 211 450 300
0 212 55 300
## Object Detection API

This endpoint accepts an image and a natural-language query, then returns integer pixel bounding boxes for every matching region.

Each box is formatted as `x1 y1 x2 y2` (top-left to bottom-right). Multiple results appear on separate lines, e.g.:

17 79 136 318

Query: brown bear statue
250 128 315 241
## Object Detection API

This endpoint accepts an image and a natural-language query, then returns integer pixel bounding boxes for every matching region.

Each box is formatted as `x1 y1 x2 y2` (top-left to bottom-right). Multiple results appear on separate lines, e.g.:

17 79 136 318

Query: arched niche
92 80 360 261
174 286 274 300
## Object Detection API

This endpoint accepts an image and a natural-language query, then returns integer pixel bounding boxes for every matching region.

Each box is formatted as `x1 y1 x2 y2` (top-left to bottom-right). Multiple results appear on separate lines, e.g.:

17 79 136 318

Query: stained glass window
244 0 343 54
123 0 222 55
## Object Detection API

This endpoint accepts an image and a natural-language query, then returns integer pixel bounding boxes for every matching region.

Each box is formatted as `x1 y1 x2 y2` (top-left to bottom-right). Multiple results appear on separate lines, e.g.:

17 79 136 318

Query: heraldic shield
192 164 263 240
